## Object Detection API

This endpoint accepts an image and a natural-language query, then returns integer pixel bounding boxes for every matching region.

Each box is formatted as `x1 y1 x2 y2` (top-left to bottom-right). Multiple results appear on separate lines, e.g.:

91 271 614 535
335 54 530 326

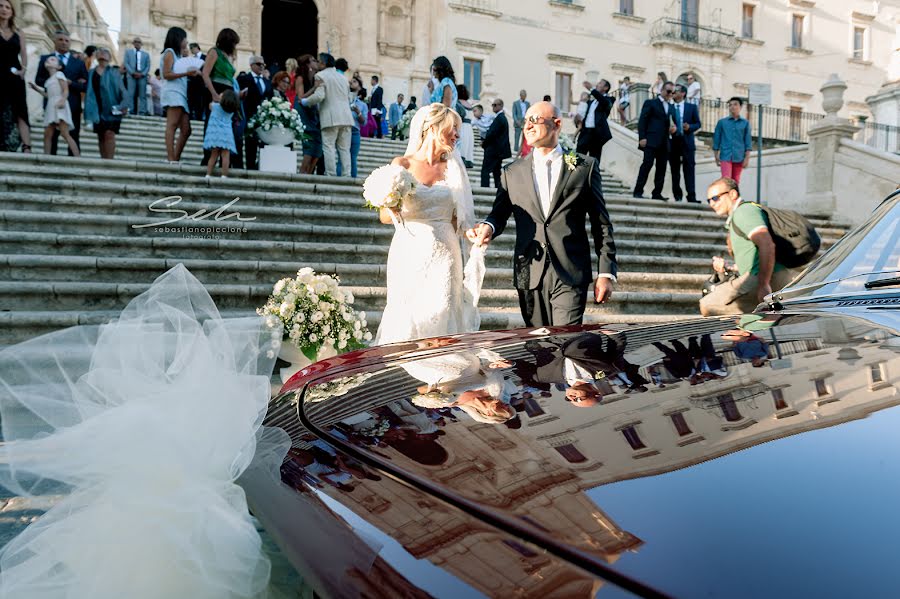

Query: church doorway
261 0 318 74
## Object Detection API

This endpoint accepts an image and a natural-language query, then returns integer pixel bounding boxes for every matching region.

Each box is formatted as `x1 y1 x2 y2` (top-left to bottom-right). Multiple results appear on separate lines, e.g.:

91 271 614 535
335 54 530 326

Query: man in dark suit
668 83 702 203
480 99 511 188
576 79 613 163
468 101 617 327
187 43 207 120
633 80 675 200
35 31 88 156
516 333 648 406
237 55 274 170
369 75 384 138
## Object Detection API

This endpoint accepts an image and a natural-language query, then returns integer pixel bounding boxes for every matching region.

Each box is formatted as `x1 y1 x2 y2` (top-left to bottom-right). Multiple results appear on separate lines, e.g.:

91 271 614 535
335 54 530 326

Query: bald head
524 101 562 149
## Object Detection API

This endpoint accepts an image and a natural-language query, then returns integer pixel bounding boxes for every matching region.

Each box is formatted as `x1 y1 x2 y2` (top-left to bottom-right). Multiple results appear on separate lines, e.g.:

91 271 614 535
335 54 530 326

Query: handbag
701 269 738 298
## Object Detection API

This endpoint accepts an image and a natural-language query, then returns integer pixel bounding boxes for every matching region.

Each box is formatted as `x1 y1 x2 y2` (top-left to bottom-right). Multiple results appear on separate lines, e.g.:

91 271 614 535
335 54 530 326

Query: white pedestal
260 146 298 174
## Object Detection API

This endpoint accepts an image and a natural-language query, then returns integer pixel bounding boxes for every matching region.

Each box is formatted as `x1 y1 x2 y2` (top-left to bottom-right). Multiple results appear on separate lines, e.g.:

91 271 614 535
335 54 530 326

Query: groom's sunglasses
526 115 552 125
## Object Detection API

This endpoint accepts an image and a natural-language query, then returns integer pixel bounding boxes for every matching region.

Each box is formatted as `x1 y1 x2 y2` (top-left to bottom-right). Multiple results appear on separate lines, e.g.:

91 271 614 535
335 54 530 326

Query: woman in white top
654 71 668 97
617 76 631 124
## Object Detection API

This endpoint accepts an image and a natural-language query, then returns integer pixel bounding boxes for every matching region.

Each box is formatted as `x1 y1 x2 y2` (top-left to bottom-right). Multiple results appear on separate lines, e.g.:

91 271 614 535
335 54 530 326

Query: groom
467 101 617 327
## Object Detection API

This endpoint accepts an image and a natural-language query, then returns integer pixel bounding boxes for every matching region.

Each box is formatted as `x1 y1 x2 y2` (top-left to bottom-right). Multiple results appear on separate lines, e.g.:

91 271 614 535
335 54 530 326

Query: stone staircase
0 115 847 346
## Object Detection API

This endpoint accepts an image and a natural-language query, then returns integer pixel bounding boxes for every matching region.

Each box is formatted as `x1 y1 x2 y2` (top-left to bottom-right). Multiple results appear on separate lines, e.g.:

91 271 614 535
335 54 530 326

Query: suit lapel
515 153 544 223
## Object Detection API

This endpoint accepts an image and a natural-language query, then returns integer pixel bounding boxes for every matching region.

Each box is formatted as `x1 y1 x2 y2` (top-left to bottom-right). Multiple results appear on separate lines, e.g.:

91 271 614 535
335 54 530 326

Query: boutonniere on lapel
558 133 582 172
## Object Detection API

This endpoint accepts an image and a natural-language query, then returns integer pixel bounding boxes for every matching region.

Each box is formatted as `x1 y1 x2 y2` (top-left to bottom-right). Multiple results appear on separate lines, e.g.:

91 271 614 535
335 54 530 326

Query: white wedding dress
0 265 290 598
374 107 486 345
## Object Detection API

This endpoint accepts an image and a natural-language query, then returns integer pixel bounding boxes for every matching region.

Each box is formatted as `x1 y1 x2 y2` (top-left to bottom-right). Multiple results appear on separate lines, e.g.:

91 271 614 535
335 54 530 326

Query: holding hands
466 223 493 247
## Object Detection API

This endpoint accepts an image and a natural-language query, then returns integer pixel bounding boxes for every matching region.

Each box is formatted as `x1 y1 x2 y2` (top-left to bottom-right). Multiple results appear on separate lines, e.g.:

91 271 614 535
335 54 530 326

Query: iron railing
852 120 900 154
696 98 823 146
649 18 740 55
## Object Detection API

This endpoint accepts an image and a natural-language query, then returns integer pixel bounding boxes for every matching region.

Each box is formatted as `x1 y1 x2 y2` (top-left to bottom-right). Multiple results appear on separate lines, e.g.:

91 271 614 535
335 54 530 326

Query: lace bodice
401 180 456 225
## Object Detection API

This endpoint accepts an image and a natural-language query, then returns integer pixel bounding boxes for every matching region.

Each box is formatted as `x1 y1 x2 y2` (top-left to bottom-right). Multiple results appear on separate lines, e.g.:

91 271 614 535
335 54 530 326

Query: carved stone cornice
546 53 584 67
448 1 502 18
150 9 195 30
454 37 496 52
609 62 646 74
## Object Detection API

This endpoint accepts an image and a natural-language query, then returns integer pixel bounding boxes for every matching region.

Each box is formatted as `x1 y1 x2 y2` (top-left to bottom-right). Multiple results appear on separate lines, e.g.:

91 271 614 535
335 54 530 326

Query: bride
374 103 486 345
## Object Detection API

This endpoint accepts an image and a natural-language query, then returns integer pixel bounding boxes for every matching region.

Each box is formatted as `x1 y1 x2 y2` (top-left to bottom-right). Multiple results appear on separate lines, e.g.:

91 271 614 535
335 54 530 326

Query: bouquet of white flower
559 132 576 153
398 110 415 137
257 267 371 362
245 97 305 141
362 164 417 213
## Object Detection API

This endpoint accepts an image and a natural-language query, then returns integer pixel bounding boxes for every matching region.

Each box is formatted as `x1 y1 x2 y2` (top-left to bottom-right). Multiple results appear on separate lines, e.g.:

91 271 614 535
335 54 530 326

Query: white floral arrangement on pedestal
258 268 371 364
245 97 306 141
362 164 417 218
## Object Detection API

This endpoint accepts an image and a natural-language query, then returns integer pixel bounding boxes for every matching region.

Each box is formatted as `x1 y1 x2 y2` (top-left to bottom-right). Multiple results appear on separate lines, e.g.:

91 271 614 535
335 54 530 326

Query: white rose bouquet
257 267 371 361
398 110 415 137
245 97 306 141
362 164 417 220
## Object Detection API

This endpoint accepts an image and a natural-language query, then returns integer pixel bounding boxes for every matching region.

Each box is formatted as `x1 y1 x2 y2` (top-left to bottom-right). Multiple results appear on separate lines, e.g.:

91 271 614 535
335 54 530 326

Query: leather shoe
687 198 701 204
632 193 645 199
651 195 668 201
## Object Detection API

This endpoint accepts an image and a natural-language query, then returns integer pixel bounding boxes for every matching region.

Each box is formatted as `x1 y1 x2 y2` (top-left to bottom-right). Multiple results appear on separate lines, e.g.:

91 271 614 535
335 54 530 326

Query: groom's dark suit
516 333 647 388
485 152 617 326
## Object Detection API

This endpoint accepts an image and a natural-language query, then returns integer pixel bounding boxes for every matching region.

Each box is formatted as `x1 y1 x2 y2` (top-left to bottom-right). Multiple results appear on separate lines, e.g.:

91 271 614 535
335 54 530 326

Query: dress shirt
531 145 564 217
584 97 599 128
254 74 265 93
687 81 701 104
713 116 753 162
135 50 142 71
56 52 69 67
659 95 669 114
564 358 595 387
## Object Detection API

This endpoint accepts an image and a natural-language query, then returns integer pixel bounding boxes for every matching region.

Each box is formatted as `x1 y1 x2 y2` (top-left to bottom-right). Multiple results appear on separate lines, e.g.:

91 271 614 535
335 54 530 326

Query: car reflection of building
511 317 898 486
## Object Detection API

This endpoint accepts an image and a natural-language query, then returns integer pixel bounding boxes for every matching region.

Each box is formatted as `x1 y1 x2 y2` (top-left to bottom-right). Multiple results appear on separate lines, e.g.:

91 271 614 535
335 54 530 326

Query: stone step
0 280 700 315
0 232 716 274
0 308 696 347
0 193 788 238
0 255 709 293
0 210 742 256
0 154 847 229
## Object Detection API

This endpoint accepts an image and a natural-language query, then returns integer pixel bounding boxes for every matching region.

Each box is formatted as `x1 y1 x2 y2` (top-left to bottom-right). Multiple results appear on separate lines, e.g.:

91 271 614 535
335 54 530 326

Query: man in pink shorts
713 97 752 183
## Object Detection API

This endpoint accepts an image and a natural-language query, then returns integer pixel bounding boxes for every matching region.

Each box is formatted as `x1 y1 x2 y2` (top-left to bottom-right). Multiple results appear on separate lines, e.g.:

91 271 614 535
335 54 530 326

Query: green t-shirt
727 202 785 276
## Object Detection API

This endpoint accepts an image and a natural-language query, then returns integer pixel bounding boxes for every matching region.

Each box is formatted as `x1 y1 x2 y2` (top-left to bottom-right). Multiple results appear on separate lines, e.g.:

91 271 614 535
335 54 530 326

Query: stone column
804 75 859 215
627 82 650 129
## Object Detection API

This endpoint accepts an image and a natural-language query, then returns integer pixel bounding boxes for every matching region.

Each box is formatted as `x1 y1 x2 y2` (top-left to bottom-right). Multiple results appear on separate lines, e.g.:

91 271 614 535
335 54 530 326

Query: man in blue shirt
388 93 405 140
713 97 752 184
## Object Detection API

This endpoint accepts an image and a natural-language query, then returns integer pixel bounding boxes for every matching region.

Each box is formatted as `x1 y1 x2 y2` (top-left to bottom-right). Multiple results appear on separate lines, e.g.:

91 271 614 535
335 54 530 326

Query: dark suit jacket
517 333 647 387
637 97 674 149
485 153 616 290
671 101 701 152
580 89 613 148
237 72 274 119
369 85 384 111
482 111 512 161
36 54 88 116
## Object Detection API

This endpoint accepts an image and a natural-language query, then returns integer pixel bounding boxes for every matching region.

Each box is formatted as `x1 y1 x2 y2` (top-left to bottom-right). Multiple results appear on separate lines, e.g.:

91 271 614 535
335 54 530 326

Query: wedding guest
200 28 242 169
237 55 273 170
511 89 530 153
0 0 32 153
83 48 126 159
187 42 206 120
300 52 354 177
429 56 457 107
369 75 384 138
617 76 630 124
35 31 88 155
542 94 551 102
480 98 510 188
686 73 701 105
404 95 417 113
456 84 475 168
388 93 404 140
471 103 494 136
713 97 752 183
160 27 197 163
668 83 701 203
82 45 96 70
124 37 150 115
337 76 367 178
295 54 322 174
205 88 239 178
272 70 291 100
633 80 674 200
573 91 589 130
284 58 298 106
654 71 667 97
149 68 162 116
30 55 80 156
576 79 613 163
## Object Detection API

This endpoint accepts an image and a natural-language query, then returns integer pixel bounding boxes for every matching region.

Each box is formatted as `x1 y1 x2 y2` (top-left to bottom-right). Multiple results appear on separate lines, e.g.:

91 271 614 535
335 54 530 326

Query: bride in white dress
374 103 486 345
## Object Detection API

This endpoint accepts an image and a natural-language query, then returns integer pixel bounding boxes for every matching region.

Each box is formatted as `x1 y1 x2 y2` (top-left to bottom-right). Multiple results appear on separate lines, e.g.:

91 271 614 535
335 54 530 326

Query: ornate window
377 0 415 59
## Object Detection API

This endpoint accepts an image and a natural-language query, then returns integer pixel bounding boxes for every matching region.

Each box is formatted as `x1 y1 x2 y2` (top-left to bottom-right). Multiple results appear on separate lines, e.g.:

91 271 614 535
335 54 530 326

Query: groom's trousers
518 268 589 327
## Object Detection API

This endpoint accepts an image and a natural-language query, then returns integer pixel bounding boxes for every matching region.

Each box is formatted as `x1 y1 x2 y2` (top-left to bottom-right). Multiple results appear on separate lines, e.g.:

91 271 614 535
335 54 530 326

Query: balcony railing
852 120 900 154
649 18 740 55
697 98 823 146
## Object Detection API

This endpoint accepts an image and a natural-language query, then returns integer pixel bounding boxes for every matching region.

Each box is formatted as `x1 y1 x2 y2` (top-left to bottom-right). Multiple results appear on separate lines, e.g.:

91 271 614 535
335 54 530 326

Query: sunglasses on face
707 191 732 204
526 115 551 124
253 62 265 67
663 89 674 94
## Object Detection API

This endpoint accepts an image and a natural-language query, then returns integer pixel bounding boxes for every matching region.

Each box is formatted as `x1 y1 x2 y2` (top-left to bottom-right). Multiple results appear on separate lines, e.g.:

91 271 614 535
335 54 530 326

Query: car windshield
781 193 900 299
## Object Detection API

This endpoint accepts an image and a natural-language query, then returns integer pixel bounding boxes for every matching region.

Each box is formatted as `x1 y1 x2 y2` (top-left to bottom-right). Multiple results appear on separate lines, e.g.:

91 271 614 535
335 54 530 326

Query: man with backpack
700 177 820 316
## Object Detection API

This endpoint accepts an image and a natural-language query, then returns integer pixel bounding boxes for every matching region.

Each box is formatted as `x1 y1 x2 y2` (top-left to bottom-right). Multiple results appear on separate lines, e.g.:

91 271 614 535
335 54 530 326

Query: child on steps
29 55 80 157
204 88 238 178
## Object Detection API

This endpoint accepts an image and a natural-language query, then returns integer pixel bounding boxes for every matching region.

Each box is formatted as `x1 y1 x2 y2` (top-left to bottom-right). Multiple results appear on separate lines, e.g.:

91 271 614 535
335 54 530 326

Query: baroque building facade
118 0 900 120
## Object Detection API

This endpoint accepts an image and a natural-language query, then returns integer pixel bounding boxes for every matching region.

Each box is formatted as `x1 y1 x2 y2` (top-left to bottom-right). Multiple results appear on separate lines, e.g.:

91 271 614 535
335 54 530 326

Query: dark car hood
269 310 900 597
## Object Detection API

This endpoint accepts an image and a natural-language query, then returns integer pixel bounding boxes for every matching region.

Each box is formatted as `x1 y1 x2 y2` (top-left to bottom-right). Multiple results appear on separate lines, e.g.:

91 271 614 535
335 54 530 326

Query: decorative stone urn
820 74 848 118
258 126 295 146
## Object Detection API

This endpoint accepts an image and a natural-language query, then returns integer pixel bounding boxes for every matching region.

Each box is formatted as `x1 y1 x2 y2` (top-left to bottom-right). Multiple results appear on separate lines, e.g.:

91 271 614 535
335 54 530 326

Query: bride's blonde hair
414 103 462 164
